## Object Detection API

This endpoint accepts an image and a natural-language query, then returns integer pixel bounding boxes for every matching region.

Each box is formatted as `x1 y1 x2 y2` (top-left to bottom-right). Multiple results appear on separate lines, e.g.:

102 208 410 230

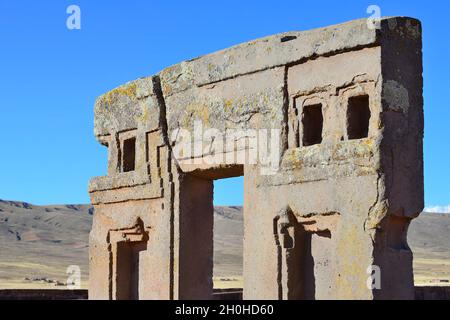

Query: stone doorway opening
213 176 244 293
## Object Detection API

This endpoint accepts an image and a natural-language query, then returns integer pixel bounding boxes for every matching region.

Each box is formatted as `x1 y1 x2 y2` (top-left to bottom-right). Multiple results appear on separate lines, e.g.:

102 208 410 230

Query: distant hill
0 200 92 288
407 211 450 285
0 199 448 288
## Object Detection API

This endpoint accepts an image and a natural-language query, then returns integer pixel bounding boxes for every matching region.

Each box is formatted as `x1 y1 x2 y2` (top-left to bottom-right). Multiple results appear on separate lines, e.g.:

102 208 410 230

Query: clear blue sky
0 1 448 208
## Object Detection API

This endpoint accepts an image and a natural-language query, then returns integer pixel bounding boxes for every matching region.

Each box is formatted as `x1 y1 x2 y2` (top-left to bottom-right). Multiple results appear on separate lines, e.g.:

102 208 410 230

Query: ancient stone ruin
88 17 423 300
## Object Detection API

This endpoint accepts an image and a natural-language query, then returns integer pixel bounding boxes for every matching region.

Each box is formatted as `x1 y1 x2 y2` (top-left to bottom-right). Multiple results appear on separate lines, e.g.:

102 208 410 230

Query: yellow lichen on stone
365 200 388 231
281 149 303 168
225 99 233 110
182 103 210 128
335 223 372 299
100 83 138 108
163 82 173 96
139 101 149 123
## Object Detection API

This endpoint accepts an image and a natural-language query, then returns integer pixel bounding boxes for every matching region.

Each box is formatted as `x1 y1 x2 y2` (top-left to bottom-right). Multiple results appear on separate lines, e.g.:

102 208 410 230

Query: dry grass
1 201 449 290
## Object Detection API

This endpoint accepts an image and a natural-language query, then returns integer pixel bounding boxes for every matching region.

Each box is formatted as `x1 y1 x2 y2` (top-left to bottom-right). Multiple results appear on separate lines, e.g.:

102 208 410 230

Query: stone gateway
88 17 424 300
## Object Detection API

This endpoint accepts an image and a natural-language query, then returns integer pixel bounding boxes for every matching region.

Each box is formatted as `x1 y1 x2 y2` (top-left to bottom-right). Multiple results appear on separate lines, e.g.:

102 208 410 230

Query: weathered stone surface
89 16 423 300
158 18 380 94
94 76 160 137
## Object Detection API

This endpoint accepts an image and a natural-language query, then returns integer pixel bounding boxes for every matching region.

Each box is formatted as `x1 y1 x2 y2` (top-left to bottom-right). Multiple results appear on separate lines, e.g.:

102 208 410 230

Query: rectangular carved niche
116 241 147 300
122 137 136 172
109 218 149 300
288 95 327 149
347 95 371 140
118 130 137 173
275 210 339 300
302 104 324 146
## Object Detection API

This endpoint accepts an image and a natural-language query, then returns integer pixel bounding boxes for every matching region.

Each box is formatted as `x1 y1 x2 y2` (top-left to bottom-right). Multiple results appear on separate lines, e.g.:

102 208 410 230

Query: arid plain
0 200 449 289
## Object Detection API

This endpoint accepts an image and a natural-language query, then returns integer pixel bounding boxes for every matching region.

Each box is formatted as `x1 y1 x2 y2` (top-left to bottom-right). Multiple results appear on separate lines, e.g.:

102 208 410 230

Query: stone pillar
173 173 214 299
